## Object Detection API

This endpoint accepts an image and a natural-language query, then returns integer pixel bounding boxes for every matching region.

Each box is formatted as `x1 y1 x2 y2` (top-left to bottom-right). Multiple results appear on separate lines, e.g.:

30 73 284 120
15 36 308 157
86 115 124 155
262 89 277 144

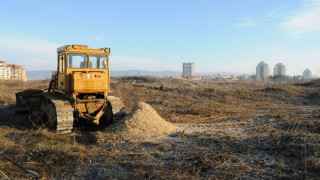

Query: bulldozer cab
56 45 111 100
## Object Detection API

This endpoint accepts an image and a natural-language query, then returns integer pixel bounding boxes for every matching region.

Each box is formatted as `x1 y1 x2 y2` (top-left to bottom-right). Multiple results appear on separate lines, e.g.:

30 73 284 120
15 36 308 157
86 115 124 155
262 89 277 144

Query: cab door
57 53 66 91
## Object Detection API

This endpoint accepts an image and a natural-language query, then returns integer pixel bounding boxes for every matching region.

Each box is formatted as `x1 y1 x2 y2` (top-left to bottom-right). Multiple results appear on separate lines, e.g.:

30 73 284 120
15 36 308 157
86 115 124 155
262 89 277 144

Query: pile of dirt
108 102 178 141
262 87 283 92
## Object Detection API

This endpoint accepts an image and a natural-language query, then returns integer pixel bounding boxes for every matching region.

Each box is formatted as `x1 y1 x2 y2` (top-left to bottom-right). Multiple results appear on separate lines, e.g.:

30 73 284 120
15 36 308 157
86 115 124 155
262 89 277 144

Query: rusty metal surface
15 89 42 113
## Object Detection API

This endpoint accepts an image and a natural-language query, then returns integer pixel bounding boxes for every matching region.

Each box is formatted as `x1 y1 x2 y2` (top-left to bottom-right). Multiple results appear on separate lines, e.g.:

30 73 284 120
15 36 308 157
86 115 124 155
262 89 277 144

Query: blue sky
0 0 319 76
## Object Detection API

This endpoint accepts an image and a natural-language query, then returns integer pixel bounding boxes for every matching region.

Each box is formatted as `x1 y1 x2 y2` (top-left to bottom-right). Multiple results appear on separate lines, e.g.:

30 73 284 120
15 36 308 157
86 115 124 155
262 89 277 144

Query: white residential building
0 61 11 79
274 63 286 76
256 61 270 81
303 69 312 79
182 62 195 78
0 60 27 81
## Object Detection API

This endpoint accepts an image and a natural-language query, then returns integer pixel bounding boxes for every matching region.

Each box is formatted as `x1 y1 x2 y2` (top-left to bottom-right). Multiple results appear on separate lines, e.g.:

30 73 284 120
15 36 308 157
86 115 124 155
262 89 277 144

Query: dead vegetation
0 77 320 179
0 128 88 179
0 80 49 107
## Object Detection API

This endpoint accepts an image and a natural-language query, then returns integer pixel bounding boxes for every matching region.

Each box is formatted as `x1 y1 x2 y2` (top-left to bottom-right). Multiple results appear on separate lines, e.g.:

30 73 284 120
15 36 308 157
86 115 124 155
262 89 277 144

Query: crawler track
38 93 74 133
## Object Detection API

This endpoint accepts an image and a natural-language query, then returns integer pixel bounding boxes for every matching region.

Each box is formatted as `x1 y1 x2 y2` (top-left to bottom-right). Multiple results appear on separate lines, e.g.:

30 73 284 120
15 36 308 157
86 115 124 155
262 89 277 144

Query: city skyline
0 0 319 76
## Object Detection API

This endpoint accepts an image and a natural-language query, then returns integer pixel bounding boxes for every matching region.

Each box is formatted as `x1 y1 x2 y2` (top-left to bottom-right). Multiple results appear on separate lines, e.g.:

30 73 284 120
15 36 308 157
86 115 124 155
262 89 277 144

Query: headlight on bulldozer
66 45 72 50
104 48 110 53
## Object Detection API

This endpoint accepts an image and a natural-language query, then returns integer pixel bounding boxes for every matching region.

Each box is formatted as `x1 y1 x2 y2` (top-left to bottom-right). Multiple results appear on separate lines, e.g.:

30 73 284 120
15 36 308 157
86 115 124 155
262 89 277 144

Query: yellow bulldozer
15 45 125 133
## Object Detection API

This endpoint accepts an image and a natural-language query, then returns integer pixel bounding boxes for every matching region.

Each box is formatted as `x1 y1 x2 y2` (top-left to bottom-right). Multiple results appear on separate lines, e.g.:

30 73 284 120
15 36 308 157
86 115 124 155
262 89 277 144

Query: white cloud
0 37 60 54
281 0 320 35
260 49 320 76
0 36 179 72
0 37 61 70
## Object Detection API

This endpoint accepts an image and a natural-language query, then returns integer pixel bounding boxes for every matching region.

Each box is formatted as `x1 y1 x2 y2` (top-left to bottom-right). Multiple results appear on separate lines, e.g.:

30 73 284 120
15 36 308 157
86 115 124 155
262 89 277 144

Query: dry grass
0 77 320 179
0 128 88 179
109 76 318 122
0 80 49 107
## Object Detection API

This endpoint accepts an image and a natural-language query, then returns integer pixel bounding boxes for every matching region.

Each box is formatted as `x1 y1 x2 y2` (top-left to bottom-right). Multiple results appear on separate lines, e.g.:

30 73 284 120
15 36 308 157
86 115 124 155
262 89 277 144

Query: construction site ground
0 77 319 179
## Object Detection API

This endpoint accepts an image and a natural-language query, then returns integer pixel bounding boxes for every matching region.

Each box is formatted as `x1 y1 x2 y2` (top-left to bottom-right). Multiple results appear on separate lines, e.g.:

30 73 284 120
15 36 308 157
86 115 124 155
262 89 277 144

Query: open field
0 77 320 179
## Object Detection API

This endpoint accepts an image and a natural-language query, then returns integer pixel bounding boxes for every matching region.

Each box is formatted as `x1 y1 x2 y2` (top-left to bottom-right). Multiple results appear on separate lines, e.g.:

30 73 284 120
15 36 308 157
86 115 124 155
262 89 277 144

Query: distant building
294 75 303 80
303 69 312 79
170 76 183 80
0 61 27 81
274 63 286 76
187 76 199 80
256 61 270 81
236 74 249 80
182 62 195 78
0 61 11 79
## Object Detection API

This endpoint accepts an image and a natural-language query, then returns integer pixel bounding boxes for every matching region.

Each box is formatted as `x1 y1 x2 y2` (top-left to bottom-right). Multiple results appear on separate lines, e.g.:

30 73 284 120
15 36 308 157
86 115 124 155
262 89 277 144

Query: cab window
90 54 108 69
58 54 65 73
68 53 88 68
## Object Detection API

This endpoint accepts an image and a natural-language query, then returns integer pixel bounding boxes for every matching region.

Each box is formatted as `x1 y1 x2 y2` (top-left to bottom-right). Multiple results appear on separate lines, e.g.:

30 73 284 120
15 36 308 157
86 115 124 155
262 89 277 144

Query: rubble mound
263 87 283 92
108 102 178 141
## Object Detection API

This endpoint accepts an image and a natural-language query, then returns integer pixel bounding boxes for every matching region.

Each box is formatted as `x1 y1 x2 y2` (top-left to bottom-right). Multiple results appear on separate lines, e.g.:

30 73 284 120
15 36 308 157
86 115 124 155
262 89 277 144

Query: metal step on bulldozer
16 45 125 133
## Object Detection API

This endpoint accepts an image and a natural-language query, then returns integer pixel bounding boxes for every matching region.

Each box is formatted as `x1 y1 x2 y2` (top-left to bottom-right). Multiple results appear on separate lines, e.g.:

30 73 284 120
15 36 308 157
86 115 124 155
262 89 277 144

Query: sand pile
108 102 178 141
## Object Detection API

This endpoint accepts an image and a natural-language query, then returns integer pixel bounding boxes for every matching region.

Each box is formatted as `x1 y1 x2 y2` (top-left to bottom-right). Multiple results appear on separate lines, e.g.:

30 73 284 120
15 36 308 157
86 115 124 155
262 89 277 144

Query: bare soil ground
0 78 319 179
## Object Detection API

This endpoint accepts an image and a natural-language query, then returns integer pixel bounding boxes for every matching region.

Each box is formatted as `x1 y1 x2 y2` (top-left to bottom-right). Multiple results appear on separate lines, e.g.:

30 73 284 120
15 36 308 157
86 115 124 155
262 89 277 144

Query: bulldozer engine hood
71 71 108 93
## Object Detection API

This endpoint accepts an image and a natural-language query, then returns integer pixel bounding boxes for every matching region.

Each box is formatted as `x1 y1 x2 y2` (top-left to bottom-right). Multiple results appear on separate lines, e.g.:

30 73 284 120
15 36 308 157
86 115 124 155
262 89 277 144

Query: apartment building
182 62 195 78
0 61 27 81
274 63 286 76
303 69 312 79
0 61 11 79
256 61 270 81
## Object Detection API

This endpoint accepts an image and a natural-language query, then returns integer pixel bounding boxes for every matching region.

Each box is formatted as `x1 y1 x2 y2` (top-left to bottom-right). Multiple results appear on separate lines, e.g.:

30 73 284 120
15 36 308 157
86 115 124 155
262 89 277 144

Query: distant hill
26 70 250 80
27 70 182 80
